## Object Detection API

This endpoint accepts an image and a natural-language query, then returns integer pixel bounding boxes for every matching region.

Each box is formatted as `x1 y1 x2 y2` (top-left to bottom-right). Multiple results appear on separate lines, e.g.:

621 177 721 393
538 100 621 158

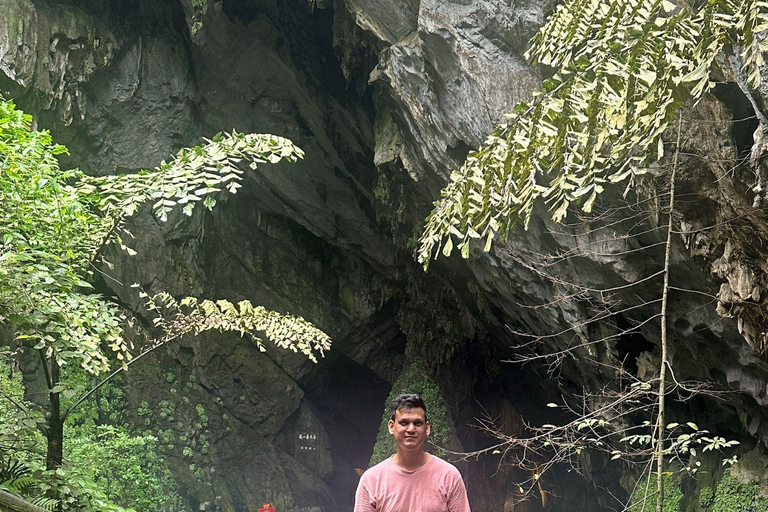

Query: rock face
5 0 768 510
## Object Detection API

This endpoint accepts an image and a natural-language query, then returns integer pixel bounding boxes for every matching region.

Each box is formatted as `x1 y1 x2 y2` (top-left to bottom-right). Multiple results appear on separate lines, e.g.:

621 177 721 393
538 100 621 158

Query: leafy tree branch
418 0 768 265
0 94 330 509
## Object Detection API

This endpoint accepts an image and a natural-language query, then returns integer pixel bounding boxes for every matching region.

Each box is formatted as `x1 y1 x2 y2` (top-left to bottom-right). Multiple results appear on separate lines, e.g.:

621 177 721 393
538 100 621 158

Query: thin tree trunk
44 353 64 512
45 353 62 472
655 114 683 512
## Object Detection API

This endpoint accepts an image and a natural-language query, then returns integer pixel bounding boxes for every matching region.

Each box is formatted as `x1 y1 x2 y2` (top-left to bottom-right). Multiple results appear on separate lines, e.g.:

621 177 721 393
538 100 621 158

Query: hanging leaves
83 131 302 223
146 293 331 363
0 96 313 374
418 0 768 267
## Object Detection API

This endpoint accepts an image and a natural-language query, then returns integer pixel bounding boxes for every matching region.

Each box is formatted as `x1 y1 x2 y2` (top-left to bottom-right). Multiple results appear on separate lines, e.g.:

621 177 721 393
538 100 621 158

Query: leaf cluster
147 292 332 363
0 98 128 374
0 93 306 375
418 0 768 266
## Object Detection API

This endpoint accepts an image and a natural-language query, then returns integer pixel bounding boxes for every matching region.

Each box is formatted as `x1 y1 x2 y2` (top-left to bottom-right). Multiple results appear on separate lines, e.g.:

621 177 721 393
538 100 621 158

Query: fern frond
0 476 36 495
0 455 30 483
29 496 59 511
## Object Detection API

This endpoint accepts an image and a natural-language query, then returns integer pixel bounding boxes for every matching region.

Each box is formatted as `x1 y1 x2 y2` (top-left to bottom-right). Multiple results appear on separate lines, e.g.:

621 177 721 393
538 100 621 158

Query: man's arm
354 477 376 512
447 472 471 512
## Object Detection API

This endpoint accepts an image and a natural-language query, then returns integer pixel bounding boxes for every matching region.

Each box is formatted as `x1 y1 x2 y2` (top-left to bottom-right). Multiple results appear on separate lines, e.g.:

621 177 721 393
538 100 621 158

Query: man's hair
390 393 428 422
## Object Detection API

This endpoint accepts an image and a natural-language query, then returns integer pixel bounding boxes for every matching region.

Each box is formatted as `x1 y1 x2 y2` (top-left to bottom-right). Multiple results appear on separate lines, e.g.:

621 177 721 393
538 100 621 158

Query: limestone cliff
4 0 768 511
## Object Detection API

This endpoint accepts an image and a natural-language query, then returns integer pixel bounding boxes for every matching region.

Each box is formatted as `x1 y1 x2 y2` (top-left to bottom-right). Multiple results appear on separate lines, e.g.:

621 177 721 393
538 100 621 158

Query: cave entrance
614 315 655 376
712 81 760 161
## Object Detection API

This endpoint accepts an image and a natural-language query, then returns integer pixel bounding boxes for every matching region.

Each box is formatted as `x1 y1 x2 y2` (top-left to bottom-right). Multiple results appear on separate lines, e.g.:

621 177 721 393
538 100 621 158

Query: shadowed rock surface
5 0 768 510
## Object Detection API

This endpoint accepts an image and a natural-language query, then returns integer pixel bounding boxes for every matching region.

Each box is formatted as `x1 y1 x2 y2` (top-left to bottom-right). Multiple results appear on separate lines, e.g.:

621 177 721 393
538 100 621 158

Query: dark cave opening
301 351 392 509
614 315 655 376
712 81 760 161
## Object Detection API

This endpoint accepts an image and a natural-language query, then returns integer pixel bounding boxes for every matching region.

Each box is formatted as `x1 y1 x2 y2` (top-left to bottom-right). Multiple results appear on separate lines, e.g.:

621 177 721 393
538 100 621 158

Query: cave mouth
301 352 392 509
614 315 655 376
713 81 760 161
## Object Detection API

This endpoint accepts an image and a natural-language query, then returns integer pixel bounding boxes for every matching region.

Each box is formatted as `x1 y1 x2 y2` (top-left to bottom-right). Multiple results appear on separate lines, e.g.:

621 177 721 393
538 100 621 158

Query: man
354 393 471 512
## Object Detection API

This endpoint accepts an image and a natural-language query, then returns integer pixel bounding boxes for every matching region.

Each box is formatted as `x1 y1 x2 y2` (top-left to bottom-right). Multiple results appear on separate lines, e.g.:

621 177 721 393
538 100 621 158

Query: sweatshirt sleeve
354 476 376 512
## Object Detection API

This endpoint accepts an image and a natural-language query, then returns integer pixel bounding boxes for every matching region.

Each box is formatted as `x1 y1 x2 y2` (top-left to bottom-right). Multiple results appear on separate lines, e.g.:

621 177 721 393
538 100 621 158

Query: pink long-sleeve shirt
354 455 471 512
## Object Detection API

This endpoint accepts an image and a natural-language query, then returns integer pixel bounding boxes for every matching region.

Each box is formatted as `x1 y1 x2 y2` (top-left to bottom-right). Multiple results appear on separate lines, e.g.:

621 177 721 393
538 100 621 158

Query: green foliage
699 485 715 508
189 0 208 35
191 0 207 15
0 353 46 457
628 473 682 512
369 358 451 467
82 130 304 224
0 353 49 507
418 0 768 266
0 456 58 511
68 426 185 512
0 355 185 512
58 364 128 430
0 94 309 375
0 94 327 510
711 469 768 512
0 456 37 499
620 455 764 512
0 97 128 374
148 293 332 363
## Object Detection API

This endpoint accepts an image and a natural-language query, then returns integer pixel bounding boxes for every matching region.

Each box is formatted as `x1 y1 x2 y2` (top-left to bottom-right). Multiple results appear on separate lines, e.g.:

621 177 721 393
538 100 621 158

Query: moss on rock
699 486 715 508
626 466 768 512
369 357 451 467
627 474 682 512
711 469 768 512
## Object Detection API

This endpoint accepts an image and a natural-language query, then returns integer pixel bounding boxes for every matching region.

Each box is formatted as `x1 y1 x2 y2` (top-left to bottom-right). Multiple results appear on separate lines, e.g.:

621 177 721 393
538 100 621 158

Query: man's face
388 407 431 451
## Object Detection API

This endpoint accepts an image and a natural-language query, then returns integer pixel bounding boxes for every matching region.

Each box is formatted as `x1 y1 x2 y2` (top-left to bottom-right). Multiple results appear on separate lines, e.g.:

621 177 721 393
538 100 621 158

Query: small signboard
296 432 318 453
296 431 319 470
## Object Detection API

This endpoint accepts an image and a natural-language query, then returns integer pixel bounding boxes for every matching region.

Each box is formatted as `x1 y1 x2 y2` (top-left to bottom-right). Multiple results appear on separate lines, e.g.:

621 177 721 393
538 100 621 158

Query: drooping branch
418 0 768 266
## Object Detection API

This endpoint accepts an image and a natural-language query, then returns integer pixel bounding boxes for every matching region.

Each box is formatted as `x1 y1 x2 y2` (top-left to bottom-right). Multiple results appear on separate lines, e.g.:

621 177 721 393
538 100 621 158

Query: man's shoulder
428 454 462 476
360 457 393 481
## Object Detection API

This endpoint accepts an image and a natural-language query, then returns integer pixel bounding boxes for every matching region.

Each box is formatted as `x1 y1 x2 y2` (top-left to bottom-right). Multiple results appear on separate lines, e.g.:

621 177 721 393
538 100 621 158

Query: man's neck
393 451 430 471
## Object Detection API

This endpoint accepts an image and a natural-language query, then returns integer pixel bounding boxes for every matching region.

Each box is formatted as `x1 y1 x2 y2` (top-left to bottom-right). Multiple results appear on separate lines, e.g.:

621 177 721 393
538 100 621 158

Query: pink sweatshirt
354 455 471 512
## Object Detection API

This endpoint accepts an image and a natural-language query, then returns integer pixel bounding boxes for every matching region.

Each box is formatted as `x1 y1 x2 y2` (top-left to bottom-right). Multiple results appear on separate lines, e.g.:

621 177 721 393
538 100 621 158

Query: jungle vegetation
4 0 768 510
0 96 330 511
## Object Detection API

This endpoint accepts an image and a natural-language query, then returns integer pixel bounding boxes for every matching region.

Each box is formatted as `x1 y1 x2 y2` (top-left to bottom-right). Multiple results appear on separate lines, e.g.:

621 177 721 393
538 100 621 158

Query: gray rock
8 0 768 510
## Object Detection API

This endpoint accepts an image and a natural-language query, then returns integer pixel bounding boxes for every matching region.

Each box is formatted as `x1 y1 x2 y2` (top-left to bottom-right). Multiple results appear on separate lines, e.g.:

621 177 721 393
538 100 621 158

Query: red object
259 504 275 512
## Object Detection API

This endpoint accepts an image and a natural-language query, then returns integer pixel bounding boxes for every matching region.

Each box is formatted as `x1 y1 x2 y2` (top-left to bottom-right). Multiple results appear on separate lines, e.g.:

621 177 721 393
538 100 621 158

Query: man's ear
426 421 431 436
388 419 395 435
